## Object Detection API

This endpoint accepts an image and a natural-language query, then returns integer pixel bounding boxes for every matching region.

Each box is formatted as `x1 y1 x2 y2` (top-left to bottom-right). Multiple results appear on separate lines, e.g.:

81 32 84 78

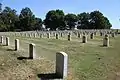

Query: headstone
29 43 36 59
6 37 9 46
115 32 118 36
40 34 43 38
23 33 25 37
56 52 68 79
103 32 105 36
116 29 119 33
53 32 56 37
18 33 20 37
60 33 63 37
25 33 27 37
1 36 3 44
34 33 36 38
100 32 103 36
28 34 31 37
90 33 94 39
20 33 22 36
68 34 71 41
115 29 118 35
56 33 59 39
107 31 110 34
15 39 19 51
94 32 96 35
47 33 50 38
15 33 16 36
111 33 115 37
82 35 87 43
22 33 23 37
103 36 109 47
30 33 32 37
78 33 81 38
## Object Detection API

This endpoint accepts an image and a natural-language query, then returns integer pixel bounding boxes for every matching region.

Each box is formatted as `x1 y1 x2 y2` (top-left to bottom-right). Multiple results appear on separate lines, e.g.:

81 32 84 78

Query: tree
0 7 19 31
0 3 2 12
103 17 112 29
33 17 42 30
77 12 90 29
90 11 112 29
0 5 112 31
44 9 65 30
64 13 78 29
19 7 36 31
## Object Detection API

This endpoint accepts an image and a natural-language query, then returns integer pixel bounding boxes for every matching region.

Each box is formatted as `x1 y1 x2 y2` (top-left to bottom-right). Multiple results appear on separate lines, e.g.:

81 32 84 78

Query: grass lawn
0 33 120 80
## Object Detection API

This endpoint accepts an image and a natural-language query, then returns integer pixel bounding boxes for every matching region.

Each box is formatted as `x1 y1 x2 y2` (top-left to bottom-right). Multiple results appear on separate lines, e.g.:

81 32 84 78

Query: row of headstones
0 36 20 51
8 29 112 37
34 29 112 35
80 34 110 47
0 36 68 79
1 33 110 48
12 31 116 40
1 29 116 37
5 32 113 47
13 31 105 37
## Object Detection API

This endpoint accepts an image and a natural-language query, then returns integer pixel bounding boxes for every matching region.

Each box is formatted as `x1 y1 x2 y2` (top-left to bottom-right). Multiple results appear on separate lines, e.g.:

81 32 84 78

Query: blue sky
1 0 120 29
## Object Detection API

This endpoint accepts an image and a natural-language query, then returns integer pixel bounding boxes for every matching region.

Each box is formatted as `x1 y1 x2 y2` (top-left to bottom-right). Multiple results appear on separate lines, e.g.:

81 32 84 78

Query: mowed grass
0 33 120 80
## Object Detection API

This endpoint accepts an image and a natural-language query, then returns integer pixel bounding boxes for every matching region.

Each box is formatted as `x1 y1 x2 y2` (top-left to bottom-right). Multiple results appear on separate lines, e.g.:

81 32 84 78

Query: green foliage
90 11 112 29
0 7 18 31
33 18 42 30
19 7 36 31
0 3 42 32
0 3 112 31
44 9 65 30
77 12 90 29
44 10 112 30
77 11 112 29
64 13 78 29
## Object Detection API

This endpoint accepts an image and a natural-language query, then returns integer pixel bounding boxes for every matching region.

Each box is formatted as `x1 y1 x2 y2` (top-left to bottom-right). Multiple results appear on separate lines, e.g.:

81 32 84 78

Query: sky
0 0 120 29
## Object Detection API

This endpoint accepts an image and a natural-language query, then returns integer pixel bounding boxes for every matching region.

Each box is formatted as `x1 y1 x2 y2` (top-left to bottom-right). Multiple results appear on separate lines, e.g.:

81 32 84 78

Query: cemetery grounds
0 30 120 80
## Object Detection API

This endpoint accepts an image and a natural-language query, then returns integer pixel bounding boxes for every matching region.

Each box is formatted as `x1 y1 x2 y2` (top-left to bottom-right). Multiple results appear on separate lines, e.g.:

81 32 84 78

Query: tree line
0 3 112 31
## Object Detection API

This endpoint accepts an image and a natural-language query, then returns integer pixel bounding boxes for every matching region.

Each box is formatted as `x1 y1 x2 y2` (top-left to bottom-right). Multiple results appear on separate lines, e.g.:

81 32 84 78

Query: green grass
0 34 120 80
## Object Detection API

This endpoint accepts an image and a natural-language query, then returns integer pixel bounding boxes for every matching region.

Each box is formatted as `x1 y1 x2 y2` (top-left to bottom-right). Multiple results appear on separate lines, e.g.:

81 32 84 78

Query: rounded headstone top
57 52 68 56
30 43 35 46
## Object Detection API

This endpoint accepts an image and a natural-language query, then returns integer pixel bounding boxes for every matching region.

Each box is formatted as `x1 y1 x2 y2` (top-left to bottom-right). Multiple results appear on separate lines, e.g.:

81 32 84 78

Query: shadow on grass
37 73 62 80
0 44 7 46
99 45 109 47
17 56 33 60
7 49 15 51
99 45 105 47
